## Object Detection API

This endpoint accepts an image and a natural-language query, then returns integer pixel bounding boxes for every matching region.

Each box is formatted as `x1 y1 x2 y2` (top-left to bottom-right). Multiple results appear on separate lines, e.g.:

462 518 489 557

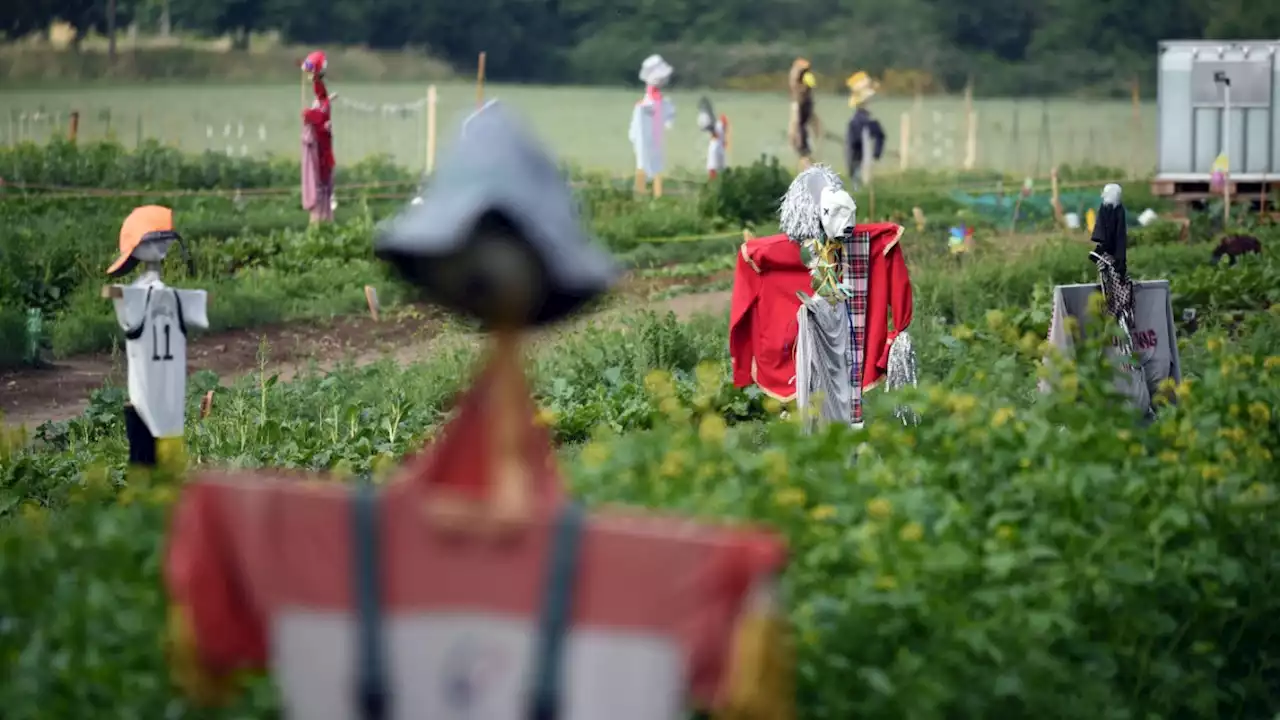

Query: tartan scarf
840 229 871 425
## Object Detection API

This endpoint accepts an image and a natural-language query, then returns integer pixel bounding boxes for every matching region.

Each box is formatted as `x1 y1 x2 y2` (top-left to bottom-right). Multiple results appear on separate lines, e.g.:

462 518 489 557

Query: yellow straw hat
846 71 880 106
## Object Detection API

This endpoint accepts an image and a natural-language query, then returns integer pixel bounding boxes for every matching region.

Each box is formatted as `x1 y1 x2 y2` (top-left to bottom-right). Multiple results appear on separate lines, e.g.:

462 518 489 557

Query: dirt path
0 286 732 428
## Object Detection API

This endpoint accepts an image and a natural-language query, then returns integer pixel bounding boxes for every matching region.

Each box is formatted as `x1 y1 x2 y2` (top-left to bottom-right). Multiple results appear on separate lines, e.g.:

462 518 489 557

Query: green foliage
697 155 791 229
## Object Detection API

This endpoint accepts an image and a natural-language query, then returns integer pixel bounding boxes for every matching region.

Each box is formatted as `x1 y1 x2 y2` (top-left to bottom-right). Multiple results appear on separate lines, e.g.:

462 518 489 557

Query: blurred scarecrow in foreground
163 101 797 720
786 58 821 170
629 54 675 198
844 72 885 190
301 50 336 224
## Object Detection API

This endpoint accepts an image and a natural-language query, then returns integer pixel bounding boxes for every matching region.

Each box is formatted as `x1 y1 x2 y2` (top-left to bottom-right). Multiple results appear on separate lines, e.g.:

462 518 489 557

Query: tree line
4 0 1280 95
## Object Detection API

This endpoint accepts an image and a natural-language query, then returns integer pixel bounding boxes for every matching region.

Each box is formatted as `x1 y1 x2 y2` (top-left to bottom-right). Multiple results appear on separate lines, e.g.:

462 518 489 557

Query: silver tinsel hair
779 164 843 242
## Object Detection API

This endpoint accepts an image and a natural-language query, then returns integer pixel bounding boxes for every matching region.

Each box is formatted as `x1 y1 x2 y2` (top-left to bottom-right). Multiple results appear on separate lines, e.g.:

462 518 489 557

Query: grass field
0 82 1157 179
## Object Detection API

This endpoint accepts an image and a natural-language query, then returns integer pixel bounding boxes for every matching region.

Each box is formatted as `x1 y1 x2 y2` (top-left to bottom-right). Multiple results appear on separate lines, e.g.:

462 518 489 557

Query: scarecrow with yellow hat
844 71 886 189
787 58 822 169
105 206 208 478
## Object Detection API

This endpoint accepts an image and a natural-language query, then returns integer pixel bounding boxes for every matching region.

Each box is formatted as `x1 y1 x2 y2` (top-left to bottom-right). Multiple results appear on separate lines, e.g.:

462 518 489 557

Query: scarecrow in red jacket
301 50 336 224
730 164 919 427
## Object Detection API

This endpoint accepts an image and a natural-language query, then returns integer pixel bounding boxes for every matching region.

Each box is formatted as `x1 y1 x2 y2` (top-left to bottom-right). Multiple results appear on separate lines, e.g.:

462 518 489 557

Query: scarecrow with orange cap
787 58 822 169
105 206 208 476
301 50 336 224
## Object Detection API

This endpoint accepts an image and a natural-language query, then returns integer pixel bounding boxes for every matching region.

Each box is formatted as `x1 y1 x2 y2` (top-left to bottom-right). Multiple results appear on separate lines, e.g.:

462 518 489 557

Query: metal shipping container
1155 40 1279 196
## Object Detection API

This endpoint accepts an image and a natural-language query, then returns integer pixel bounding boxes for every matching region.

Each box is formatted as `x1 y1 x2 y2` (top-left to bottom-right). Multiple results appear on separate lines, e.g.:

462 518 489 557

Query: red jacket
729 233 811 402
861 223 913 390
301 79 335 183
729 224 914 400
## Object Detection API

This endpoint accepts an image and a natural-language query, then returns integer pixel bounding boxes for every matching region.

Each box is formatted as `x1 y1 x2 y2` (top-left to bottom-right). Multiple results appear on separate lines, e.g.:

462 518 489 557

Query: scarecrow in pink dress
301 50 336 224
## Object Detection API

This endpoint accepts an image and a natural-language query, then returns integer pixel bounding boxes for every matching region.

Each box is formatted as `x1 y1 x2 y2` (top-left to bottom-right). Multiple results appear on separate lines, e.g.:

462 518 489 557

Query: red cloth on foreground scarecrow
729 223 914 399
164 358 791 718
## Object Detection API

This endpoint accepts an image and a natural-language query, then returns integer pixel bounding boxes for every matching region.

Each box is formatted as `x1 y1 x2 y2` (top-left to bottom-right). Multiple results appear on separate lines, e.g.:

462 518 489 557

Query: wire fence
0 84 1158 179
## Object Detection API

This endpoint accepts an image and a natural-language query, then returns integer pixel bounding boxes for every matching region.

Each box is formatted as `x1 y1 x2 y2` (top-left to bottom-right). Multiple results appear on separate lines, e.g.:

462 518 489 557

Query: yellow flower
580 442 609 470
760 449 788 483
991 406 1014 428
147 485 177 506
659 449 687 478
1248 402 1271 426
1128 443 1144 457
949 393 978 415
763 397 782 415
659 396 683 419
1117 429 1131 441
873 574 898 591
1158 450 1179 464
1174 380 1193 402
533 407 557 428
866 497 892 520
899 521 924 542
984 309 1006 331
1199 464 1224 482
1264 356 1280 371
1087 292 1107 318
698 414 728 444
1018 332 1041 355
774 487 807 507
20 501 46 528
810 504 837 522
1206 336 1223 354
952 324 975 341
118 485 140 507
644 369 674 398
1218 427 1246 444
995 524 1015 541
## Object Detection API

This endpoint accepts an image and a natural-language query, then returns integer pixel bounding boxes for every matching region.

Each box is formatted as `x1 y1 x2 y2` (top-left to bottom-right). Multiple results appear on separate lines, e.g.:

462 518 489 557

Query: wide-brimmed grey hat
375 101 617 327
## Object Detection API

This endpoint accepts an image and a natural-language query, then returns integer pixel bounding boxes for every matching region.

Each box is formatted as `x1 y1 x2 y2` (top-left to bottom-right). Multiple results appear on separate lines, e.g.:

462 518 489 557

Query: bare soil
0 279 732 428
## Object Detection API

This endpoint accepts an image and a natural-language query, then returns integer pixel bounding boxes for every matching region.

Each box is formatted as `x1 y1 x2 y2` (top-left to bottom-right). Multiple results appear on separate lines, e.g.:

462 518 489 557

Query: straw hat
846 71 880 107
107 205 177 276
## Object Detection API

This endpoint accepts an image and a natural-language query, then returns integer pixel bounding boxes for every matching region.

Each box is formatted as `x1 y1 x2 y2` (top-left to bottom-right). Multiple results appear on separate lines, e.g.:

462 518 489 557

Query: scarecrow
1043 183 1182 416
697 96 730 179
301 50 336 224
786 58 821 169
844 71 886 190
629 54 675 198
164 102 796 720
731 165 919 428
104 205 207 478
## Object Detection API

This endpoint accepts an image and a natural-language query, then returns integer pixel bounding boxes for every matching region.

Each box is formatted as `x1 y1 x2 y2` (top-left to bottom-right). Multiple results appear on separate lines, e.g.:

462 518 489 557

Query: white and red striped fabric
165 362 787 719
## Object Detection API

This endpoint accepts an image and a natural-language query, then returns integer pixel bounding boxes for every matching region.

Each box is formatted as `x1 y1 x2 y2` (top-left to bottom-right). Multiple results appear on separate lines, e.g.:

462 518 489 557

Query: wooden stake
364 285 380 321
899 112 910 171
199 391 214 420
964 111 978 170
426 85 437 174
476 52 487 108
963 77 975 169
1050 166 1064 227
68 111 79 142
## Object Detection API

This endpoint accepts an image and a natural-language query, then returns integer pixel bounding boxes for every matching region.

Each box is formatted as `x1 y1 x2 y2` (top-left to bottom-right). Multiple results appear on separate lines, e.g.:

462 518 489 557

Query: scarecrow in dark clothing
844 71 885 189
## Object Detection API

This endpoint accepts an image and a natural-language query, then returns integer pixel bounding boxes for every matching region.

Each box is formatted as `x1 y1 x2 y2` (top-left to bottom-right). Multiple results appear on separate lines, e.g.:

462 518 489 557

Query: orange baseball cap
107 205 178 276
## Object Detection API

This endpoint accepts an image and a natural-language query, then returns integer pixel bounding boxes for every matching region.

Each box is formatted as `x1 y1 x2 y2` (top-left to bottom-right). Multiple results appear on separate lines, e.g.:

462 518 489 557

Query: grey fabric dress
795 293 853 431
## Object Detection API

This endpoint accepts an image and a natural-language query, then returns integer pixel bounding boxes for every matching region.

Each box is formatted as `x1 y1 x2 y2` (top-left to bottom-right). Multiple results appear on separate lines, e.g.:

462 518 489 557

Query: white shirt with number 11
112 274 209 438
